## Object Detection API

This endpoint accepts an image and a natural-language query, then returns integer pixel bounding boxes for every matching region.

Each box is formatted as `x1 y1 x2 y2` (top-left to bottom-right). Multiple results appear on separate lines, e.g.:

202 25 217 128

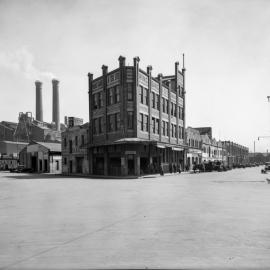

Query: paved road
0 167 269 269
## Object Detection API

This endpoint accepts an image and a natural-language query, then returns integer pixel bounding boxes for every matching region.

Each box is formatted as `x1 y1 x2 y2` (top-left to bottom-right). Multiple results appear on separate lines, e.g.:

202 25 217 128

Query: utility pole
254 140 256 163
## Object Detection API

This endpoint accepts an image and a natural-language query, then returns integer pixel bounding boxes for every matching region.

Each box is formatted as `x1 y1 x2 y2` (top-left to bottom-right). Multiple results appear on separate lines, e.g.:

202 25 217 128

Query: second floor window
107 113 120 132
156 119 159 134
178 126 182 139
152 117 155 133
93 117 103 134
127 111 134 129
140 113 144 131
162 121 165 136
108 114 114 131
93 118 98 134
115 113 120 131
81 135 84 146
171 103 176 117
179 107 184 119
162 98 165 113
140 86 143 103
145 115 149 132
139 113 149 132
166 122 169 136
99 117 103 133
69 140 72 153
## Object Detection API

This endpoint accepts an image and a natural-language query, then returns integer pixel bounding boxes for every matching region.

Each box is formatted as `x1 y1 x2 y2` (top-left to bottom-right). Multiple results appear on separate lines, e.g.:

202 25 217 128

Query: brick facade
88 56 187 176
61 123 89 174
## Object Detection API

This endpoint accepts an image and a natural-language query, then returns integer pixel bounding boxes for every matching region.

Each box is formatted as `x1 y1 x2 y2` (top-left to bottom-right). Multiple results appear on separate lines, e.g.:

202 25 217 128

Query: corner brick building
87 56 187 176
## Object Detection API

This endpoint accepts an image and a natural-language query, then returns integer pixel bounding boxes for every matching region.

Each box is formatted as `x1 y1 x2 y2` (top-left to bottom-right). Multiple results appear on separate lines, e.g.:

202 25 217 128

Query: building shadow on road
5 173 66 180
4 173 139 181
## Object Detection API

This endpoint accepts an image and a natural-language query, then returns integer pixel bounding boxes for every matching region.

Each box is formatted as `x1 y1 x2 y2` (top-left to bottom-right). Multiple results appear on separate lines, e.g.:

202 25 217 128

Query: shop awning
172 147 183 151
156 144 165 149
114 138 149 144
188 149 203 154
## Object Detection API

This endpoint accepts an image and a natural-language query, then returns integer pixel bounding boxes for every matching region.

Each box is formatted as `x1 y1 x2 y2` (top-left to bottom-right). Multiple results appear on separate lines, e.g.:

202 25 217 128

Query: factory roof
34 142 61 152
0 121 17 130
0 141 28 145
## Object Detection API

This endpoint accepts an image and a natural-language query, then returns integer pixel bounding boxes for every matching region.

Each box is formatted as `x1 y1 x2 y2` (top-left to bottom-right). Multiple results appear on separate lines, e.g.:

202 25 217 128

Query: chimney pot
158 73 163 80
118 56 126 67
133 56 140 64
147 65 152 74
102 65 108 72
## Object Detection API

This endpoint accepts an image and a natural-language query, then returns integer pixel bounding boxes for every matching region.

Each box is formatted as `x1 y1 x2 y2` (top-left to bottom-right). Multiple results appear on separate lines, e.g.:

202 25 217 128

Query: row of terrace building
186 127 249 169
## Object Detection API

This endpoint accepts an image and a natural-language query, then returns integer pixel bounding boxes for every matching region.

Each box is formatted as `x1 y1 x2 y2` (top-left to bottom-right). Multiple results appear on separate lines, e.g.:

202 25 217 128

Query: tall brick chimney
35 80 43 122
52 79 60 131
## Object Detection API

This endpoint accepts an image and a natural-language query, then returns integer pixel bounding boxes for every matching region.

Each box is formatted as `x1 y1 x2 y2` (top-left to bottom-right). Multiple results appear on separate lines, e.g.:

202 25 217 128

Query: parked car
261 162 270 174
192 163 205 173
204 162 214 172
213 161 224 172
15 165 25 173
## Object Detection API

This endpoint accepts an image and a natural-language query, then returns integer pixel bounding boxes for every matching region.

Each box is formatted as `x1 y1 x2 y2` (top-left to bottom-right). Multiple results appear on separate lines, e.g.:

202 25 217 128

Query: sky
0 0 269 152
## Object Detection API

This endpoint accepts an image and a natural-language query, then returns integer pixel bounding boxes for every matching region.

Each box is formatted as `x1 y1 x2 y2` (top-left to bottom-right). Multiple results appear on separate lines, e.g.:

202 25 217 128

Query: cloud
0 47 55 80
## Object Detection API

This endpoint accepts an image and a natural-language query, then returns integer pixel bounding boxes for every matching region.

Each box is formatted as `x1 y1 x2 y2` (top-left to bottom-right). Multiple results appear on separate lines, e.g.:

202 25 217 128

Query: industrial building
19 141 62 173
13 79 64 143
0 141 28 157
0 79 64 172
0 121 17 141
87 56 187 176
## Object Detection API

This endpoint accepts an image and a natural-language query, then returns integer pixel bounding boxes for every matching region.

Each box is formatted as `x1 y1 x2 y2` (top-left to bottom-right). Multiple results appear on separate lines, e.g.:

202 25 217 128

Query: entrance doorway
127 155 135 175
152 157 158 173
31 156 37 172
39 160 42 172
109 157 121 176
140 157 149 174
76 157 83 173
69 160 73 174
44 160 48 172
93 157 104 175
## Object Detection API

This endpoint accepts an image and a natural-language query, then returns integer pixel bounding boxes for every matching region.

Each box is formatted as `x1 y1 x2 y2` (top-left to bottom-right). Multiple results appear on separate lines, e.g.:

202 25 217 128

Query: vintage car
261 162 270 174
